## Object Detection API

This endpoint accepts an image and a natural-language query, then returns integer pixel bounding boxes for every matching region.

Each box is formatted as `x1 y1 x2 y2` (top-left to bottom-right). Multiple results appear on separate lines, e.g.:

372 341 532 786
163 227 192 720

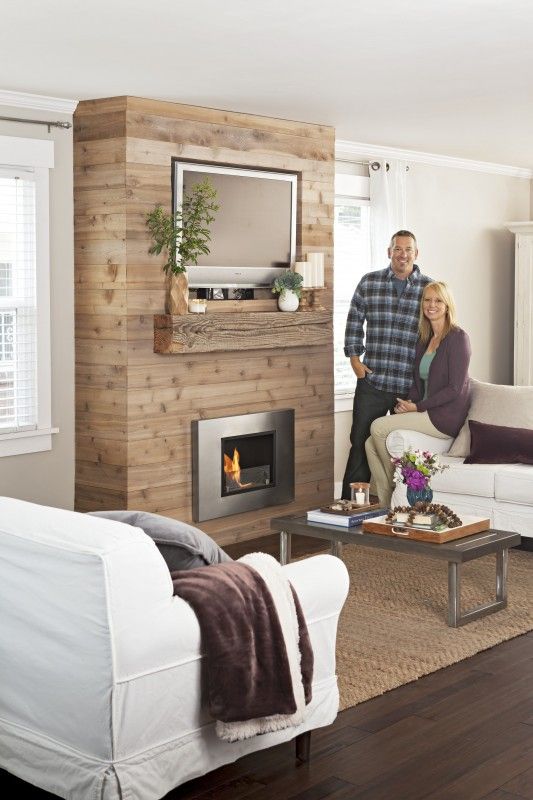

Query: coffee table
270 514 521 627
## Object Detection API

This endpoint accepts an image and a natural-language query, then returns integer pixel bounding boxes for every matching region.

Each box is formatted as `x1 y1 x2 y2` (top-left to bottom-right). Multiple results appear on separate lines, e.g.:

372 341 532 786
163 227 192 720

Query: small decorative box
188 299 207 313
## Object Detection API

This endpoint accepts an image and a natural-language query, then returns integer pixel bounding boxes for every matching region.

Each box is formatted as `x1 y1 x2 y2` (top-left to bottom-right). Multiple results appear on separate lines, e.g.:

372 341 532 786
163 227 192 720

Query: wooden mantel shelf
153 311 331 354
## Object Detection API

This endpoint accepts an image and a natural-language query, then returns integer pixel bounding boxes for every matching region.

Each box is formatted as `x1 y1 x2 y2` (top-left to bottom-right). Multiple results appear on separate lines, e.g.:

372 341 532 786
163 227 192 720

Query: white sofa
0 497 349 800
388 380 533 542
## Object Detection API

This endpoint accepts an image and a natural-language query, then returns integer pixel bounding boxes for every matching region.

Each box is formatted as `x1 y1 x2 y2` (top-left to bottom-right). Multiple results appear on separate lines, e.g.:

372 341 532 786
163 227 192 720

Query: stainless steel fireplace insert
192 409 295 522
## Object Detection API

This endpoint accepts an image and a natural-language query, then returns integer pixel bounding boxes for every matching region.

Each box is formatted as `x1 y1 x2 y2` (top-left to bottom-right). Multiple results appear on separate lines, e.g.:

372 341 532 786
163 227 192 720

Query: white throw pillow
386 429 452 458
448 379 533 458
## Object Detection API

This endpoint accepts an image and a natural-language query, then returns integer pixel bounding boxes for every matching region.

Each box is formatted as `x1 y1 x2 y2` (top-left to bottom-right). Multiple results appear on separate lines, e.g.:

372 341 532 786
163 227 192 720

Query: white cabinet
506 222 533 386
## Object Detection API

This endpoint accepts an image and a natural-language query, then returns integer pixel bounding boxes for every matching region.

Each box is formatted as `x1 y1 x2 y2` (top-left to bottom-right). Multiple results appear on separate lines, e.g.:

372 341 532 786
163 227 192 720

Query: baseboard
516 539 533 552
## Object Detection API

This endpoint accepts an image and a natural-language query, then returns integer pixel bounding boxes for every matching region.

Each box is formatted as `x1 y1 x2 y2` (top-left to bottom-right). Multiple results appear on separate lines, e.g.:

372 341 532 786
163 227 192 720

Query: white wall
407 164 530 383
335 161 531 489
0 104 75 508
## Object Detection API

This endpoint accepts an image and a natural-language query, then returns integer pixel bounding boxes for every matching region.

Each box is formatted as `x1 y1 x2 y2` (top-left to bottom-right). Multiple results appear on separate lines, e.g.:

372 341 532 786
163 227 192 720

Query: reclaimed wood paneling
153 311 331 353
74 96 335 543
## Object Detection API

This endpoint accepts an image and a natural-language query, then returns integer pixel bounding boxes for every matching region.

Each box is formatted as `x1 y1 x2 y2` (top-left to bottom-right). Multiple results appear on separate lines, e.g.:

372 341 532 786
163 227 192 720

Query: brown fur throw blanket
172 552 313 742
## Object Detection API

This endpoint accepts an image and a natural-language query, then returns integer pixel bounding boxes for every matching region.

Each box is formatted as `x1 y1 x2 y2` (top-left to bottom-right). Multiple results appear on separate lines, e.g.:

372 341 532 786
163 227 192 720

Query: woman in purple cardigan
365 281 471 506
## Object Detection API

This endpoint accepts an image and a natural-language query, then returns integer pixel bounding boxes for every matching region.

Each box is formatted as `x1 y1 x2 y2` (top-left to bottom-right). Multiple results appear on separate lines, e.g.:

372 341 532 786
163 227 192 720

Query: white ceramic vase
277 289 299 312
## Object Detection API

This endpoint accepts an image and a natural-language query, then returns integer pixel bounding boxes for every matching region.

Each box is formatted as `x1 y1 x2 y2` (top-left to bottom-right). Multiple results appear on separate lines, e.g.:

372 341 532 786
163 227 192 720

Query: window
0 136 54 457
0 261 13 296
0 310 16 425
0 172 37 431
334 171 371 410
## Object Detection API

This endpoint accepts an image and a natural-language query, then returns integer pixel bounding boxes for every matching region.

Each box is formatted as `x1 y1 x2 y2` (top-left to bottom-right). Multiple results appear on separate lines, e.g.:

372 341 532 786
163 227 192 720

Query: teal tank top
419 351 436 400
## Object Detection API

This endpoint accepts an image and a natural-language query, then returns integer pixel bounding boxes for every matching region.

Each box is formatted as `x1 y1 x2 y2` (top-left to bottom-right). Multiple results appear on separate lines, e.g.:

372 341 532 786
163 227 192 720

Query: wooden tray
320 496 381 516
320 501 382 516
362 515 490 543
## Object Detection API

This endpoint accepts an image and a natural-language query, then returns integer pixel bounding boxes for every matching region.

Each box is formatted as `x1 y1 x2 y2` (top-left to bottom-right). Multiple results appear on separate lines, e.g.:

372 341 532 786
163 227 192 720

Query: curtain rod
0 115 72 132
336 158 409 172
335 157 386 169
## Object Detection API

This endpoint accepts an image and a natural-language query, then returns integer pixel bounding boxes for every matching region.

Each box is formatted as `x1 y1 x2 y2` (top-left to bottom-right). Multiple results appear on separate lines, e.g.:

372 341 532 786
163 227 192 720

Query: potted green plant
146 179 219 314
272 269 304 311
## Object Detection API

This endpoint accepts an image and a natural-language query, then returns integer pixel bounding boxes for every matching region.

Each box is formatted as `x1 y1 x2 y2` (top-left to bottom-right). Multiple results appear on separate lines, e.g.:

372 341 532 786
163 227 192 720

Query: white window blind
0 171 37 433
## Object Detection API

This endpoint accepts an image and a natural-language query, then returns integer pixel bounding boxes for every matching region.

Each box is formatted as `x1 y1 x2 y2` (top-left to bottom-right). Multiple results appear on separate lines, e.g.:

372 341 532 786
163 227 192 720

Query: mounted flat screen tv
173 160 297 288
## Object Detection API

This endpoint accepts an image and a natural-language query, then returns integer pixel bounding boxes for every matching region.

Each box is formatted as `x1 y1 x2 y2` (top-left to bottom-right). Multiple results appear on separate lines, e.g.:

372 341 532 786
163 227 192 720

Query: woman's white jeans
365 411 452 506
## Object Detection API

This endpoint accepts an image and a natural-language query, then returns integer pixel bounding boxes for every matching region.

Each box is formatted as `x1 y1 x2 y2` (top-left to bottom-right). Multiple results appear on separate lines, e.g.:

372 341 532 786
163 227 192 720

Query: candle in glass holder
350 482 370 505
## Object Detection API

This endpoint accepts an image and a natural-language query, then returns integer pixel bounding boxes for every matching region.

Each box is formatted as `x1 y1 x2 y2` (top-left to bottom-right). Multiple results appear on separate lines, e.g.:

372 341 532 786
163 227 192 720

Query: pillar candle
307 253 325 287
294 261 309 288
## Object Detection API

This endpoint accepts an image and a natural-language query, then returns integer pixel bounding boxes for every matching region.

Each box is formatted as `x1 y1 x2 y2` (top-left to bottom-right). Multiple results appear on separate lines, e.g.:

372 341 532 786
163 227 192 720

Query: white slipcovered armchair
0 497 349 800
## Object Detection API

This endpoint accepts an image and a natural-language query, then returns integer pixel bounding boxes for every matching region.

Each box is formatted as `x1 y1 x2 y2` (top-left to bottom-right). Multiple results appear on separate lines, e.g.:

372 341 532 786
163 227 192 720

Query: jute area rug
336 545 533 711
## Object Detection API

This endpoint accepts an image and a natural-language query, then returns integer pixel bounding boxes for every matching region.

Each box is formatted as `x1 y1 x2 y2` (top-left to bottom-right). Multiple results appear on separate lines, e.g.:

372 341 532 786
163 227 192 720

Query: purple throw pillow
464 419 533 465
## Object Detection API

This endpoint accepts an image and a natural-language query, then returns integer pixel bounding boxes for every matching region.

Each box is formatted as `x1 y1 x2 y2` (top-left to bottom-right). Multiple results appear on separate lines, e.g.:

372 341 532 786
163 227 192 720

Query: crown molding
506 221 533 235
0 89 77 115
336 139 533 180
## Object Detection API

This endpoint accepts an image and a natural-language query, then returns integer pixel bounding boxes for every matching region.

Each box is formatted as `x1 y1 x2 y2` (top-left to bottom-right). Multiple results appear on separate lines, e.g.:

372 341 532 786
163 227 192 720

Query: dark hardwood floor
2 535 532 800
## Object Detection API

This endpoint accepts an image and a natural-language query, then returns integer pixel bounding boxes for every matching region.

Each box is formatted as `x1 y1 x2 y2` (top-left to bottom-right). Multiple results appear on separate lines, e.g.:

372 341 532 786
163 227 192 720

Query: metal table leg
448 549 509 627
496 548 508 602
330 540 343 559
279 530 292 565
448 562 461 627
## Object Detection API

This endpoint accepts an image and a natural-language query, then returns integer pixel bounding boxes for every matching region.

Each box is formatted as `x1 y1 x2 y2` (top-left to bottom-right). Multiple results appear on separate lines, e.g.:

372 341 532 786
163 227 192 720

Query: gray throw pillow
89 510 232 571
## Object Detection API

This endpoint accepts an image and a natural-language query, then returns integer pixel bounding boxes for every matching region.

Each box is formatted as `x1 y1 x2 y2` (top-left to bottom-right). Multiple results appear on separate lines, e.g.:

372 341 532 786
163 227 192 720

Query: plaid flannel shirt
344 265 433 395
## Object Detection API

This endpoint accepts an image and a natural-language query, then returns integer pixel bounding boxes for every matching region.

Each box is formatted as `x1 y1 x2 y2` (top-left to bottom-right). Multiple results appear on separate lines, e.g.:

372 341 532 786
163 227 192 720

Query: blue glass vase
406 486 433 506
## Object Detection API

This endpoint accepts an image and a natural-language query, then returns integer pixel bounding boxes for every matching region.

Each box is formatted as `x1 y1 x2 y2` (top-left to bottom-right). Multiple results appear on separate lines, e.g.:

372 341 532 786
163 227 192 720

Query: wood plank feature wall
74 96 335 546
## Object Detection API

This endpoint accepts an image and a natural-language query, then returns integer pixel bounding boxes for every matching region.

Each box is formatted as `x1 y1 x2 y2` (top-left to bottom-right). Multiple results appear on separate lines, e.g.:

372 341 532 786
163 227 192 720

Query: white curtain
369 159 407 268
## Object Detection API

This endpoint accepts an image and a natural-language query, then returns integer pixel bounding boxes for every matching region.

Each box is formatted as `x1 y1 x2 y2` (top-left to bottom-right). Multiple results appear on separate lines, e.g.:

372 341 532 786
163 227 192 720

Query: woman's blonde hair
419 281 458 343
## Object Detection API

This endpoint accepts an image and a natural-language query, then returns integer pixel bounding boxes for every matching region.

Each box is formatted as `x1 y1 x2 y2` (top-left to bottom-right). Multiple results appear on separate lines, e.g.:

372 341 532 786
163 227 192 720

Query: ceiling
4 0 533 168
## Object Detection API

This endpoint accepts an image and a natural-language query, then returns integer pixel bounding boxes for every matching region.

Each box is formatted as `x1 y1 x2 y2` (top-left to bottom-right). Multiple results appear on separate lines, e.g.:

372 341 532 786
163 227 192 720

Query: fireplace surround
192 409 295 522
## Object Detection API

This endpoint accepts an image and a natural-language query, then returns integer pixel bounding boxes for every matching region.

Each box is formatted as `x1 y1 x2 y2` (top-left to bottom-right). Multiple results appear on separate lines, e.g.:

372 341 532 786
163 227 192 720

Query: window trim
335 395 355 413
335 173 370 202
334 171 371 411
0 135 55 456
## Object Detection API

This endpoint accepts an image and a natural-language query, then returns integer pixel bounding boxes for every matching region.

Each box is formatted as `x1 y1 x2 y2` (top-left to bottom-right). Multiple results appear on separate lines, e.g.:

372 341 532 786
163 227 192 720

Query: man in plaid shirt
341 231 433 500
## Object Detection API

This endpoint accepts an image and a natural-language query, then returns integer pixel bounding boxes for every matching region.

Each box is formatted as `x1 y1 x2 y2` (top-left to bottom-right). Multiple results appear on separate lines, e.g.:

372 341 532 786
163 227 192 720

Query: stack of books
391 511 441 529
306 506 387 528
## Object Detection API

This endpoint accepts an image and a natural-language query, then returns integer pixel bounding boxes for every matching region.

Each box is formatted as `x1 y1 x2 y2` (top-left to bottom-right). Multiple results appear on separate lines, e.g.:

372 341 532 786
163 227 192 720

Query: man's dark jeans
341 378 398 500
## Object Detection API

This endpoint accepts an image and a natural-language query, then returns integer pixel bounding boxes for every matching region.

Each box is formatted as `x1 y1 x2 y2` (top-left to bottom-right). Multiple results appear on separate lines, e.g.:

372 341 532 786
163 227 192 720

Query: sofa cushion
495 466 533 505
464 419 533 465
448 380 533 458
430 456 498 498
89 510 232 571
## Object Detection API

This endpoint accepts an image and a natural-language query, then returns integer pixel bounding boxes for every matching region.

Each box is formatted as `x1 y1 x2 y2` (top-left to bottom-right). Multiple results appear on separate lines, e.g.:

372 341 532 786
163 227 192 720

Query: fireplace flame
224 448 241 481
224 448 253 489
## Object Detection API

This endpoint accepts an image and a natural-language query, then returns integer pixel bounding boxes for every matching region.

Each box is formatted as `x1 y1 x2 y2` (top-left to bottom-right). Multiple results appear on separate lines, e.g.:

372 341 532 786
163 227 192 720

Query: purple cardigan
408 327 471 437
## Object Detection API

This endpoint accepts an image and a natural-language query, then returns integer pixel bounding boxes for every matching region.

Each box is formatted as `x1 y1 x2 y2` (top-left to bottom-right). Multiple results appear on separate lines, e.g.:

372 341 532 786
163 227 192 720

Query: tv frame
172 159 298 289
